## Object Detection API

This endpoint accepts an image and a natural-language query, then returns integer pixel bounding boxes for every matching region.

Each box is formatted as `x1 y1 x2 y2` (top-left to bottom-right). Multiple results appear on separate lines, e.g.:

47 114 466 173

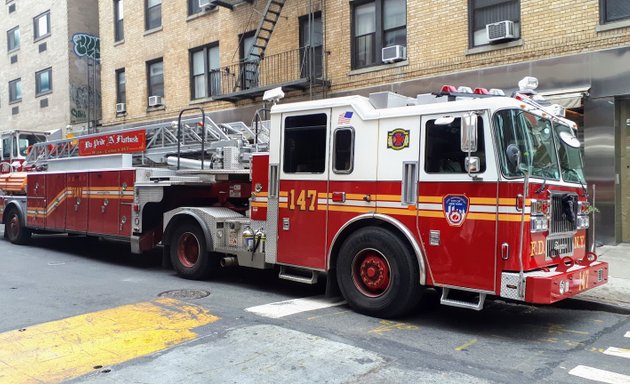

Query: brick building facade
97 0 630 244
0 0 100 133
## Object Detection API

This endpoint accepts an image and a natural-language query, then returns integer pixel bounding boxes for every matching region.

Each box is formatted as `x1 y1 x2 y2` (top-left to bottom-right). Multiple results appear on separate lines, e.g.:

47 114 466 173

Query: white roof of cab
270 94 535 121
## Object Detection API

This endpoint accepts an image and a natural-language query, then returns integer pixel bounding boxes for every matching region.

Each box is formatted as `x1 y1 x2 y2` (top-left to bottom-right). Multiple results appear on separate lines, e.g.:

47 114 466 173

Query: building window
190 44 220 99
283 113 327 174
114 0 124 42
7 26 20 52
116 68 126 104
35 68 52 96
351 0 406 69
600 0 630 23
469 0 520 47
146 0 162 30
299 12 323 78
239 31 258 90
34 11 51 40
9 78 22 103
147 59 164 99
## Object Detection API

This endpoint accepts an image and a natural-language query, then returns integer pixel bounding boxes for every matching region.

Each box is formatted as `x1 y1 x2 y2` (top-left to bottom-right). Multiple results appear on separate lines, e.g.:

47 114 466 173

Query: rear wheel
169 222 217 280
337 227 422 318
4 207 31 245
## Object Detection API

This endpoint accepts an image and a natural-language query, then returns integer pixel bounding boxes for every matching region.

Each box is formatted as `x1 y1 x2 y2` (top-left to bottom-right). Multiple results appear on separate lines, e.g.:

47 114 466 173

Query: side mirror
506 143 521 171
465 156 480 173
461 112 478 153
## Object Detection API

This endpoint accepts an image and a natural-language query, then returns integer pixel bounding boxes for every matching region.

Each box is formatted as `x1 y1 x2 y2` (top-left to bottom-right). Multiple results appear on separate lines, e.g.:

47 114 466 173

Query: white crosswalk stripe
625 331 630 338
569 365 630 384
604 347 630 360
245 296 345 319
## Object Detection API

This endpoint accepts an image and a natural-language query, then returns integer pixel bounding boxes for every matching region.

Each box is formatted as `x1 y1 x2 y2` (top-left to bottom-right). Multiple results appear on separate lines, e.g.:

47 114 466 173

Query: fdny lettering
530 240 545 257
443 195 468 227
578 270 589 291
387 129 410 150
288 189 317 211
574 235 586 249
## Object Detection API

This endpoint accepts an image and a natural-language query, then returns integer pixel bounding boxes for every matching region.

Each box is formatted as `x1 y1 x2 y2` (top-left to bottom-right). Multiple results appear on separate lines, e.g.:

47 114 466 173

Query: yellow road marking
0 298 219 384
455 338 478 351
368 320 418 335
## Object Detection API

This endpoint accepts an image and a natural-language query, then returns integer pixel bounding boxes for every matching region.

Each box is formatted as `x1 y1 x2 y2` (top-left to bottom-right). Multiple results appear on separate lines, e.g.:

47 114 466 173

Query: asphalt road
1 226 629 384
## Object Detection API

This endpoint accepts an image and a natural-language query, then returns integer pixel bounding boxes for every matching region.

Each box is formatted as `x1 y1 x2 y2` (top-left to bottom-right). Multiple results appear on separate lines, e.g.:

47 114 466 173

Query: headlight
577 215 590 230
530 216 549 232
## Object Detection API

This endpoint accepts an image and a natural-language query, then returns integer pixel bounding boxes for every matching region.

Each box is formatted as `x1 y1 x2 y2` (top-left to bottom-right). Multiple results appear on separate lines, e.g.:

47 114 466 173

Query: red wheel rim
352 249 391 297
177 232 200 268
8 214 19 240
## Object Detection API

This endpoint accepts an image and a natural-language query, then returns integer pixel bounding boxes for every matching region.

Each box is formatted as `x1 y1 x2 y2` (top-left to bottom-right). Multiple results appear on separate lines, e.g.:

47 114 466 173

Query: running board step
440 288 486 311
278 266 319 284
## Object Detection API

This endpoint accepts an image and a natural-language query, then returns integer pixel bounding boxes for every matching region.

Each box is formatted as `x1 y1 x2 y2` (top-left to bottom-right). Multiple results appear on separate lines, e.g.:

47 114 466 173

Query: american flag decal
337 111 353 125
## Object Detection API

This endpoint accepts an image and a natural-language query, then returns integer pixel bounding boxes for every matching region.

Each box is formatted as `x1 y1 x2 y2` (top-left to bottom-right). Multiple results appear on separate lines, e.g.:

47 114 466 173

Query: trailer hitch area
577 252 598 267
555 256 575 273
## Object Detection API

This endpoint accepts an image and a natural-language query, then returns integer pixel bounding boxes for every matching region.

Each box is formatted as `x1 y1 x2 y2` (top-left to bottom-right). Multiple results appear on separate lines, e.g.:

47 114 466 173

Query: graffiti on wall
70 84 101 124
72 33 100 61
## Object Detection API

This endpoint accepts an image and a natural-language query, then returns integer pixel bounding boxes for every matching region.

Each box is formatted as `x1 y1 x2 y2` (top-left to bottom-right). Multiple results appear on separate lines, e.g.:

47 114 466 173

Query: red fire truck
0 78 608 317
0 130 49 174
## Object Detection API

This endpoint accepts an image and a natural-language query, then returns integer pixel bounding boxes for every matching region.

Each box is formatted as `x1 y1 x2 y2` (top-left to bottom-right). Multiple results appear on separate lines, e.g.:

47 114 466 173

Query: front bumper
500 259 609 304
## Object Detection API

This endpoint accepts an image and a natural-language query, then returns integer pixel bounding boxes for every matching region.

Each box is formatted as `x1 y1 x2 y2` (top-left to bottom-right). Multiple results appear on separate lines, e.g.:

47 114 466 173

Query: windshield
494 109 560 179
555 124 586 184
17 133 47 156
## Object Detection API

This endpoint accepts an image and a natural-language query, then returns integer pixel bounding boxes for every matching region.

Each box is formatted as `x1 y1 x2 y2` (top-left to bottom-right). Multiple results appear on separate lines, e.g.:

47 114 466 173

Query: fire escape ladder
236 0 286 91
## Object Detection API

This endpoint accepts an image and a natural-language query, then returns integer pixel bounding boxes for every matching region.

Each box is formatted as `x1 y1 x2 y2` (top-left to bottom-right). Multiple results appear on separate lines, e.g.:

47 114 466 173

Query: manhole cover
158 289 210 300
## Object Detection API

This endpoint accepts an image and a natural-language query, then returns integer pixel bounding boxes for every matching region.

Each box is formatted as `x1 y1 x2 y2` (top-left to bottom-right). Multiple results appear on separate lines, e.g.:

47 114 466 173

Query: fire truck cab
0 130 48 173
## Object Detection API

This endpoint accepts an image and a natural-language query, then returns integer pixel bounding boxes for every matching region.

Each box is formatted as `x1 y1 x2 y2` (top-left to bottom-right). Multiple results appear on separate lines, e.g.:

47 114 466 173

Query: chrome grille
546 237 573 258
550 193 578 234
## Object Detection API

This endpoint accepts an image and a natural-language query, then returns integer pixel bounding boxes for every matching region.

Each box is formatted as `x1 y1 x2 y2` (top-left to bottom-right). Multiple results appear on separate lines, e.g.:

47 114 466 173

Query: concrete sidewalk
576 243 630 310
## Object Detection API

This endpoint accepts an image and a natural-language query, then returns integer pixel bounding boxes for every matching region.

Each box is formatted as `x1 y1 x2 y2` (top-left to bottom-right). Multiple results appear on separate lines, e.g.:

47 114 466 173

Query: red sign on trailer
79 130 146 156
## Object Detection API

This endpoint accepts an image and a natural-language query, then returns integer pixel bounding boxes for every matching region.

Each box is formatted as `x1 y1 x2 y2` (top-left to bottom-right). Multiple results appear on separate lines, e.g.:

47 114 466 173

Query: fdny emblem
387 129 410 150
443 195 469 227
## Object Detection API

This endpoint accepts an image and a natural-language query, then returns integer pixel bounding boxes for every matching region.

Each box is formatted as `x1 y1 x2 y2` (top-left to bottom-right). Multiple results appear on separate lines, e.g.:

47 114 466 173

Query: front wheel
336 227 422 318
4 207 31 245
169 222 217 280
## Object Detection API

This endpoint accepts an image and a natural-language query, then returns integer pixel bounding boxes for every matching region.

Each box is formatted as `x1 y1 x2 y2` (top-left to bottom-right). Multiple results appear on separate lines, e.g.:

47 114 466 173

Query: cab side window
283 113 327 173
333 127 354 173
425 116 486 173
2 138 11 160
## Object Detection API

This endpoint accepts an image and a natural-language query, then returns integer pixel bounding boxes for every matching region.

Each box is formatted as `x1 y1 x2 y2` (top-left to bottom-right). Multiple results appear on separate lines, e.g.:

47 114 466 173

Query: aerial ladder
23 114 270 171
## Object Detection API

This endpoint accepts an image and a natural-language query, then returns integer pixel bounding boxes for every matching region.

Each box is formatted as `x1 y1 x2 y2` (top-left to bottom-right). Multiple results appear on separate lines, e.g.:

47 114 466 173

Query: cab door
417 112 499 292
276 110 330 270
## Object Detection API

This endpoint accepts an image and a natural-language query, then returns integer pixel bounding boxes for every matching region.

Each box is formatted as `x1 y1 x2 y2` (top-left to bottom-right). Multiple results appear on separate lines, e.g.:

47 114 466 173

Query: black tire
336 227 422 318
4 207 31 245
169 222 217 280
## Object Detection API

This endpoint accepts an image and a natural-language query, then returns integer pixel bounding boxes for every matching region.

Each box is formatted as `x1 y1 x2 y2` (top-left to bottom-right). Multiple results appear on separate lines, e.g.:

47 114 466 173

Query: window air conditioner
382 45 407 64
486 20 515 42
148 95 162 107
116 102 126 114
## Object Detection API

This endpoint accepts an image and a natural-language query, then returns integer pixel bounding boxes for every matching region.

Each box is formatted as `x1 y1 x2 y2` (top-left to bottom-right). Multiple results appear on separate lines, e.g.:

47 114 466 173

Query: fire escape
207 0 329 102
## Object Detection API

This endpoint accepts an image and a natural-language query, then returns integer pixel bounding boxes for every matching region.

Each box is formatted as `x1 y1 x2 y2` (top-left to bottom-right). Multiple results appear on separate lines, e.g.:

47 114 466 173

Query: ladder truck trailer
0 78 608 318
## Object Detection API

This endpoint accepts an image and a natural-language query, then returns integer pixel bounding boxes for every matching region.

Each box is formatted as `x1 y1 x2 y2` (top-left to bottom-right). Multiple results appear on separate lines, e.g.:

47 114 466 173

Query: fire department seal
387 129 410 150
443 195 469 227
